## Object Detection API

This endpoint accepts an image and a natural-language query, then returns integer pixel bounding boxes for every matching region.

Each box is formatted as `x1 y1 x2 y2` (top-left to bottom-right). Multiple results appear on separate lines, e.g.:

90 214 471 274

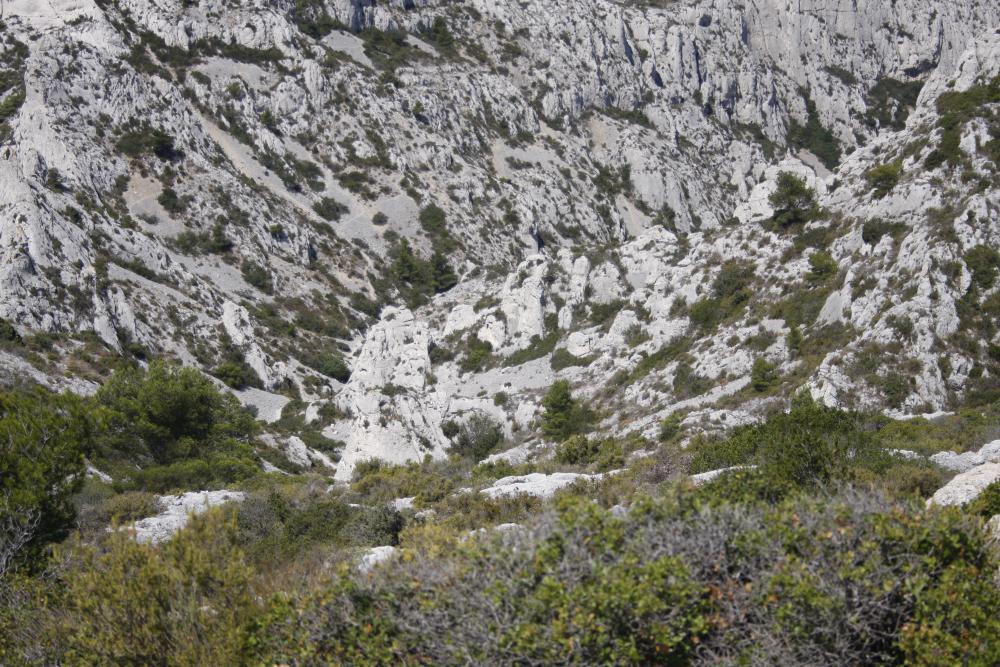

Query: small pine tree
768 172 817 229
431 251 458 293
541 380 590 442
750 357 778 392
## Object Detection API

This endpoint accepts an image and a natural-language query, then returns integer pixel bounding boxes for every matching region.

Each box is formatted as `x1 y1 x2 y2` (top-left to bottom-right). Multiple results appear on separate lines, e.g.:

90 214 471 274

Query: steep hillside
0 0 998 476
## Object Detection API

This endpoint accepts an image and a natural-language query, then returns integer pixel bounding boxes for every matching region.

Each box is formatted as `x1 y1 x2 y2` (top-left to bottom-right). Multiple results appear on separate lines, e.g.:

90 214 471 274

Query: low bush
300 352 350 383
449 413 504 461
96 491 160 524
554 435 626 471
550 347 593 370
689 395 891 499
864 160 902 198
211 360 263 390
967 480 1000 518
312 197 348 221
806 249 838 283
240 261 273 294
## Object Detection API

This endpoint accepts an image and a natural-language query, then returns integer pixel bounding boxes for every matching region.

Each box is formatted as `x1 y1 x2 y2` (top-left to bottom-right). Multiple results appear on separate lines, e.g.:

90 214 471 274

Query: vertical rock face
330 308 448 480
0 0 998 470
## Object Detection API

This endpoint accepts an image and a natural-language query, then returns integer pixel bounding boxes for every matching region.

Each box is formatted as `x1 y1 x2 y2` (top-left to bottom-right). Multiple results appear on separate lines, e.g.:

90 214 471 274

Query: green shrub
312 197 348 221
460 335 493 373
211 360 263 390
450 413 504 461
787 92 842 168
347 505 405 546
750 357 779 392
246 492 1000 666
384 239 457 308
864 77 924 131
550 348 593 370
116 127 178 161
861 218 908 245
157 186 186 214
418 204 450 247
47 511 256 665
0 318 21 343
688 297 722 331
865 160 903 198
354 462 454 508
554 434 600 466
688 260 754 332
806 249 838 283
925 75 1000 170
768 172 818 229
0 388 91 573
689 395 891 497
94 361 257 467
240 261 273 294
658 413 683 442
966 480 1000 517
964 245 1000 290
97 491 160 524
554 436 626 471
672 359 710 399
301 352 350 383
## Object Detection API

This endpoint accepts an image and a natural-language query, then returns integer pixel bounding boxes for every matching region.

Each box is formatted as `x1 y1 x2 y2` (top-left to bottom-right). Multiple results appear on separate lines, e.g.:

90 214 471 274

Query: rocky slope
1 0 998 477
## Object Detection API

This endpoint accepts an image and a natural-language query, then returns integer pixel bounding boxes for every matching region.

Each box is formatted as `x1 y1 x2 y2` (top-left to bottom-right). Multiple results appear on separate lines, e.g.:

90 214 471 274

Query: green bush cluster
864 77 924 131
115 126 179 161
689 260 755 331
806 249 838 283
925 75 1000 171
861 218 908 245
240 260 273 294
750 357 779 392
350 460 457 508
786 94 841 169
0 389 92 572
554 434 627 471
448 413 504 461
8 491 995 665
243 493 999 665
383 238 458 308
94 361 260 491
0 318 21 344
298 351 350 383
312 196 348 221
964 245 1000 290
689 395 893 499
235 487 404 564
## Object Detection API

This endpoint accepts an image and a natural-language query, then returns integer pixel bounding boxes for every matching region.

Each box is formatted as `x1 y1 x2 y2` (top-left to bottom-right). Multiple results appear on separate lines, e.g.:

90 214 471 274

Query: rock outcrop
129 490 245 544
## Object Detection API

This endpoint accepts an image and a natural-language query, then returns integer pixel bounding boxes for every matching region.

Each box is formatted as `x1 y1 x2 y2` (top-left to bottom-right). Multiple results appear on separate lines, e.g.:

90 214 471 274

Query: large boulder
927 463 1000 507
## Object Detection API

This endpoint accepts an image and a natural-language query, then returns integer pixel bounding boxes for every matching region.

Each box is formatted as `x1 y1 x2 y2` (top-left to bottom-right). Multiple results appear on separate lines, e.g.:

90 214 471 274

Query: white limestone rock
480 471 617 499
131 490 245 544
690 465 756 486
358 545 398 573
927 463 1000 508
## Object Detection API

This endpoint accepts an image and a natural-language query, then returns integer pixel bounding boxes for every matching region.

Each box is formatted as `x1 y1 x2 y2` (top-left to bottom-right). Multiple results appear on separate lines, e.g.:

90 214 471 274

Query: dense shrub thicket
4 490 995 665
0 362 264 577
2 367 1000 665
